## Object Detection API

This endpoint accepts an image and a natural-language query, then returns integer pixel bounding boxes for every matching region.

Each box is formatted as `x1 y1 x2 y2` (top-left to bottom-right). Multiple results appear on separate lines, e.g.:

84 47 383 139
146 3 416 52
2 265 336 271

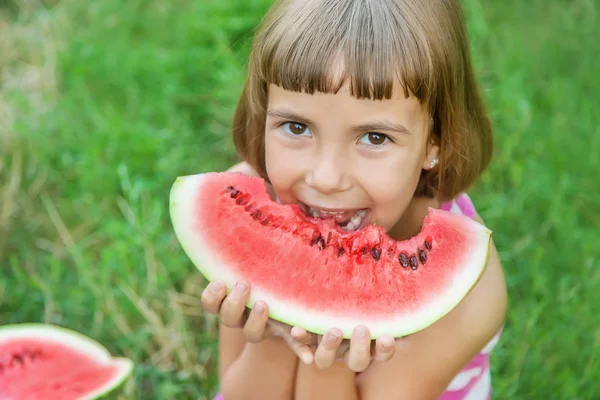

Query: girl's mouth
299 202 371 232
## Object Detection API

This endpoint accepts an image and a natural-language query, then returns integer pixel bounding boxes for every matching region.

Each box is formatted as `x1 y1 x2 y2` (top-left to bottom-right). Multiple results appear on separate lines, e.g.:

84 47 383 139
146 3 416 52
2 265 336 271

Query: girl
201 0 507 398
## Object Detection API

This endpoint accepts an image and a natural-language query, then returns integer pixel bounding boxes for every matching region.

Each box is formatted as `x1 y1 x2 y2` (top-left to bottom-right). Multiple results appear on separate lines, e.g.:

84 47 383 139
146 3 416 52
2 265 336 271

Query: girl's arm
356 216 507 400
219 325 299 400
294 361 359 400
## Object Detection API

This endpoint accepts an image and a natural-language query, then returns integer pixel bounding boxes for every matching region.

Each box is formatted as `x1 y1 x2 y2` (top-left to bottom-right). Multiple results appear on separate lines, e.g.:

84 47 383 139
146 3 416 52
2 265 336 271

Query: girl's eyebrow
266 107 412 135
352 121 412 136
266 108 314 126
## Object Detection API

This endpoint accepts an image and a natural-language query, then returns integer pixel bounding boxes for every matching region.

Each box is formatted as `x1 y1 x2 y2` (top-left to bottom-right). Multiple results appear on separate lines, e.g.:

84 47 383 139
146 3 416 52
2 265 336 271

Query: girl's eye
283 122 310 136
359 132 390 146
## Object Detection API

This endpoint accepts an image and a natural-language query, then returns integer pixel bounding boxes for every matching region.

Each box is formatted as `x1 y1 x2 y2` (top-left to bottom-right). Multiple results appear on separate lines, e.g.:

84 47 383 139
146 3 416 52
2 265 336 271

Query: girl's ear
423 142 440 170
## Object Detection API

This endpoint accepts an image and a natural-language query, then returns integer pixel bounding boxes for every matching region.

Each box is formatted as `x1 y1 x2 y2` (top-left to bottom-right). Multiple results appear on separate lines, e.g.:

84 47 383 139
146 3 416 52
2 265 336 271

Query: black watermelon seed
10 355 23 367
229 189 240 198
250 210 262 220
311 236 326 250
399 253 409 268
226 185 234 191
409 255 418 270
424 240 432 251
419 249 427 265
371 248 381 261
235 194 250 205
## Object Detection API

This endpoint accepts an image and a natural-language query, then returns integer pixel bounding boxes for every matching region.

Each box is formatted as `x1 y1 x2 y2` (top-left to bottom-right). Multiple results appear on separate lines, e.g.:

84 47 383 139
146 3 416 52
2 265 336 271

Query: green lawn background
1 0 598 398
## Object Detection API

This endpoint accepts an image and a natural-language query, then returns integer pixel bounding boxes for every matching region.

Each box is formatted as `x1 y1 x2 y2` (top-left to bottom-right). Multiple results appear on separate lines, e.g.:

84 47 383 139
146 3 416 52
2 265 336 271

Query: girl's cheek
266 155 302 191
266 139 312 178
357 157 417 197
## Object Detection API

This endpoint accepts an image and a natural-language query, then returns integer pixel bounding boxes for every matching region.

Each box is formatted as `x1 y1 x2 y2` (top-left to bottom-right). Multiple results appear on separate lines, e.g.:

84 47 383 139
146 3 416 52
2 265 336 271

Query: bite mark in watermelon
0 324 134 400
170 172 492 338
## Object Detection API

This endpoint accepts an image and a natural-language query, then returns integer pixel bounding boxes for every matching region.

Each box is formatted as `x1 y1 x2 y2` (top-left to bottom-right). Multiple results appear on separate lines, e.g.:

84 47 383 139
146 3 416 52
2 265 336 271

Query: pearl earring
429 158 439 168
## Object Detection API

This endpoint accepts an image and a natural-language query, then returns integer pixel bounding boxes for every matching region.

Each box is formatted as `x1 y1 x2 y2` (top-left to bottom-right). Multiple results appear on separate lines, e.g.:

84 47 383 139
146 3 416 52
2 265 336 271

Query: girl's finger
265 319 289 338
291 326 321 350
314 328 343 369
200 281 227 314
282 333 314 364
219 281 251 327
290 326 317 364
347 326 372 372
243 301 270 343
290 326 311 344
373 335 396 361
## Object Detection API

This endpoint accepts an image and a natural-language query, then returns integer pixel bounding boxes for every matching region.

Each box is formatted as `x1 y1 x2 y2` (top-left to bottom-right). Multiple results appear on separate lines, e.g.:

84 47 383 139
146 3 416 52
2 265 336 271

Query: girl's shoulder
439 192 477 219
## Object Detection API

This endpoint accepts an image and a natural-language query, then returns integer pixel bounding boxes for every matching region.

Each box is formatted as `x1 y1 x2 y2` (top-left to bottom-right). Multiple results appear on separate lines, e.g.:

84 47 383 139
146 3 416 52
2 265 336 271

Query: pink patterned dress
214 193 502 400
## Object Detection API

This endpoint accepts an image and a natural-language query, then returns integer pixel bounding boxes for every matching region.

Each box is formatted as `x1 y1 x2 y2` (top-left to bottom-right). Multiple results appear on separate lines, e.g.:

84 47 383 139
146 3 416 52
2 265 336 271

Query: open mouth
299 202 371 232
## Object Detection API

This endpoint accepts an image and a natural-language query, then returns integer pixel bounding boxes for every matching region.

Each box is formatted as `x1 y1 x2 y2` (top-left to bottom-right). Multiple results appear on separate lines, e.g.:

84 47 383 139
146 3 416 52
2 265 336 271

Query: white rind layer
170 173 492 339
0 324 134 399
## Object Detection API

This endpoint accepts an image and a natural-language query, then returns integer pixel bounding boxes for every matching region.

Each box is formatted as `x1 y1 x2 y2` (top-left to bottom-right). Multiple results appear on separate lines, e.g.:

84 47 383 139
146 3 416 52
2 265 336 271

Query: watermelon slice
0 324 134 400
170 172 492 338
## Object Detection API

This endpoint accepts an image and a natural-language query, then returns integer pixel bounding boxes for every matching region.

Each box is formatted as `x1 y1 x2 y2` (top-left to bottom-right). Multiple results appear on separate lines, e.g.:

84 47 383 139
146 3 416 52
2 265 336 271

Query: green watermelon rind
0 323 134 400
170 173 492 339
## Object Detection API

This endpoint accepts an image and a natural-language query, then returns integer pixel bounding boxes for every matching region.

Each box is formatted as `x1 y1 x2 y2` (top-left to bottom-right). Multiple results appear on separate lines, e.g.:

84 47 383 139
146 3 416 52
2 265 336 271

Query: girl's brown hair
232 0 493 201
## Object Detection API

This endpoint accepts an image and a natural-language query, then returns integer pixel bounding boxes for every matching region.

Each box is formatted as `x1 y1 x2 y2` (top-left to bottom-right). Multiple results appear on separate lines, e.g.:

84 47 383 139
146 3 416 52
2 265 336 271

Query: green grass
1 0 598 398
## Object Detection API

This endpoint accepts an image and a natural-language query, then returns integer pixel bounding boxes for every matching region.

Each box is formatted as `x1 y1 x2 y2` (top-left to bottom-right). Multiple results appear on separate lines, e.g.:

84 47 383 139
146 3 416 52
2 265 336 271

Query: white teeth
307 207 341 219
342 213 365 232
350 214 362 227
342 222 356 231
305 205 367 232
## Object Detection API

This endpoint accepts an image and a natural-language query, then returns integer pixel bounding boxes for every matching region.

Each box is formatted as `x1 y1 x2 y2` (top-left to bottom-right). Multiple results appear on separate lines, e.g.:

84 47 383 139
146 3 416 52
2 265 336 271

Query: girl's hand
201 279 273 342
200 279 396 371
290 326 397 372
200 278 318 364
265 319 317 364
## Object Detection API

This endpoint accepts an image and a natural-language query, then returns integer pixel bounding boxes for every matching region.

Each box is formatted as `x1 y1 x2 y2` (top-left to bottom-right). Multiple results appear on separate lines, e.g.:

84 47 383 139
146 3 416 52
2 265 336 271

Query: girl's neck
387 196 440 241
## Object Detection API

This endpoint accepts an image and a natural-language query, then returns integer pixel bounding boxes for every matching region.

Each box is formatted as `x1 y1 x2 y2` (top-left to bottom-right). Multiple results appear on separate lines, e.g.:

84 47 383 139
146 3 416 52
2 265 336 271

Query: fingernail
236 281 248 292
291 326 304 337
210 282 223 292
254 302 265 313
381 336 394 347
328 331 340 342
302 354 313 364
356 327 367 338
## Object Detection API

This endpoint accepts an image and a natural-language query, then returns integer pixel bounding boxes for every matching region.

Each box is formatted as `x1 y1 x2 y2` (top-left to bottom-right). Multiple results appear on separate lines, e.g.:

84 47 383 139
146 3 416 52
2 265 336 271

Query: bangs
253 0 436 104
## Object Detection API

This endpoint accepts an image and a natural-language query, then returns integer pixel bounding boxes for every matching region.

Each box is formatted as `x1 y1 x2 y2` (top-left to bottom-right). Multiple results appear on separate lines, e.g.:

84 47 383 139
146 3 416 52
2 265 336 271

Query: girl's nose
305 152 351 195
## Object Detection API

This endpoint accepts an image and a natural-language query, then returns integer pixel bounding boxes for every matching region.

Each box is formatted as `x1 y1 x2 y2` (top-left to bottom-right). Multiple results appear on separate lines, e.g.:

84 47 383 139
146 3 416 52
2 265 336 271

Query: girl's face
264 81 439 239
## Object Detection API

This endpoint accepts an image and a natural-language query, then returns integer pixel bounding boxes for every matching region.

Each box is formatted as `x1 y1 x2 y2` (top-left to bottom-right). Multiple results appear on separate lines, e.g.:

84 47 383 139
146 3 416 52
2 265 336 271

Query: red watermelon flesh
170 172 492 338
0 324 133 400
